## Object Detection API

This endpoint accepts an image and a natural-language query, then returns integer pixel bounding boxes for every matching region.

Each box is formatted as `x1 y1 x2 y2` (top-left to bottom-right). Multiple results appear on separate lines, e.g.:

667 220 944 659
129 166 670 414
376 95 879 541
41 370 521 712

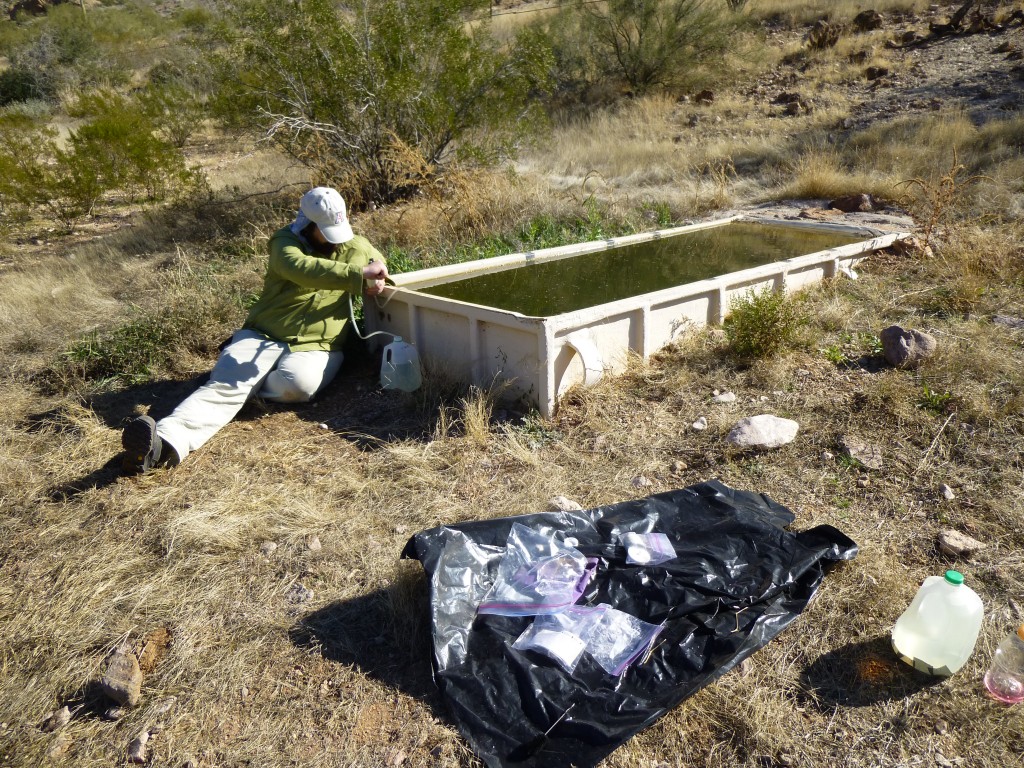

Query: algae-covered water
418 222 864 316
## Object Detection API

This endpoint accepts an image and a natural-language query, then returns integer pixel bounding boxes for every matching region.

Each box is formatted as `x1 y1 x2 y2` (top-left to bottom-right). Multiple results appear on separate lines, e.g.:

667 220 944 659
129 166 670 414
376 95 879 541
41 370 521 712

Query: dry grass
3 5 1024 767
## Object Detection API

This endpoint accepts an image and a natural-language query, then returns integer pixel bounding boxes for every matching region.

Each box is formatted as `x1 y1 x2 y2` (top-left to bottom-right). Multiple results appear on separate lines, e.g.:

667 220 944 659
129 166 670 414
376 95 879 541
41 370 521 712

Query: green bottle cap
944 570 964 585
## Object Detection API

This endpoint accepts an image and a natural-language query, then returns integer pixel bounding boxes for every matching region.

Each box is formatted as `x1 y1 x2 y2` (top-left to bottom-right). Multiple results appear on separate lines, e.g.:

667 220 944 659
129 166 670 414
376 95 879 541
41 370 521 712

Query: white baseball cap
299 187 354 244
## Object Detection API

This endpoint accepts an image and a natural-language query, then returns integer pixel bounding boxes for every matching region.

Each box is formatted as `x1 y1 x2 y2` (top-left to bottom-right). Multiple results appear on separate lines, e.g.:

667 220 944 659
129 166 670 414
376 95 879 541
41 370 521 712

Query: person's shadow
288 566 443 708
35 338 451 499
799 635 943 708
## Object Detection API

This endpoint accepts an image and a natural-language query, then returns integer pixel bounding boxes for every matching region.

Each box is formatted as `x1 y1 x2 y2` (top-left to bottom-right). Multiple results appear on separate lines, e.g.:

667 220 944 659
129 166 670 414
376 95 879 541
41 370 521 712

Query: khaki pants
156 329 343 461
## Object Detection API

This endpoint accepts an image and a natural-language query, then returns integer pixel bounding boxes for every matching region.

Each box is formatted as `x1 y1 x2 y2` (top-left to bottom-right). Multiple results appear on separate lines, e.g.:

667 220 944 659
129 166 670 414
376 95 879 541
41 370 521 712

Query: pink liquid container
983 623 1024 704
891 570 984 676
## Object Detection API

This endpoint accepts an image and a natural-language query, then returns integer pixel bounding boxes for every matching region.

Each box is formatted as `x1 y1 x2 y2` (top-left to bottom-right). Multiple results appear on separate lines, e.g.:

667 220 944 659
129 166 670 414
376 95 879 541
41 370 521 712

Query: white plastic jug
891 570 984 676
380 336 422 392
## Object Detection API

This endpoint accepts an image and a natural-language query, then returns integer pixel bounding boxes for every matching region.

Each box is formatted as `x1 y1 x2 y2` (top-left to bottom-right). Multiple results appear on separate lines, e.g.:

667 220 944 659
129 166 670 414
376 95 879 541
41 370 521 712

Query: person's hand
362 260 388 297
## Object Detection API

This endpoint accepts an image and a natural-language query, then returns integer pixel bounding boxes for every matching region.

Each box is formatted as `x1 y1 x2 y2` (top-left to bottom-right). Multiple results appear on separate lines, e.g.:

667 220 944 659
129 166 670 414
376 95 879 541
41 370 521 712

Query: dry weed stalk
897 148 991 247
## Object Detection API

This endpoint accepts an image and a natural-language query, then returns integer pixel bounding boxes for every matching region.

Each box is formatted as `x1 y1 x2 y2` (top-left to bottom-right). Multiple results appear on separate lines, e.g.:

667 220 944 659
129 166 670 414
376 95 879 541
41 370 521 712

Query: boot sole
122 416 158 474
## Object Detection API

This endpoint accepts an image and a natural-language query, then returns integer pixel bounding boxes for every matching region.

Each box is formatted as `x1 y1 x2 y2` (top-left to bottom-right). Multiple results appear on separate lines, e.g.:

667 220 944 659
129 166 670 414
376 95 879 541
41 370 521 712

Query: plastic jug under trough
380 337 422 392
891 570 984 676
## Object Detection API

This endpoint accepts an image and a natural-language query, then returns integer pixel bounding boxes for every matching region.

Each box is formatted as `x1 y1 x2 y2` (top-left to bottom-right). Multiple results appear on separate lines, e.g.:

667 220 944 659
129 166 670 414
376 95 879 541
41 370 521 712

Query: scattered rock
807 20 842 50
784 100 802 116
694 89 715 104
853 10 883 32
934 753 953 768
99 650 143 707
260 541 278 557
127 730 150 764
934 718 949 735
712 391 737 403
286 583 314 604
890 235 934 259
829 193 876 212
394 525 407 535
691 416 708 431
138 627 172 675
103 706 127 721
47 732 72 759
838 435 885 470
857 475 871 488
865 65 890 80
993 314 1024 330
939 483 956 501
549 495 583 512
671 460 688 473
880 325 937 368
821 451 835 461
307 535 323 552
41 706 71 732
778 753 797 768
937 529 987 558
631 475 653 489
150 696 177 717
726 415 799 449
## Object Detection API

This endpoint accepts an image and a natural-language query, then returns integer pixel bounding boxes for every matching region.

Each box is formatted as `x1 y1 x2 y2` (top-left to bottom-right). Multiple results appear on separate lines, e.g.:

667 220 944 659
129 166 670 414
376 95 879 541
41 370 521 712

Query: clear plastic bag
588 606 664 676
620 532 676 565
478 524 596 616
512 605 609 673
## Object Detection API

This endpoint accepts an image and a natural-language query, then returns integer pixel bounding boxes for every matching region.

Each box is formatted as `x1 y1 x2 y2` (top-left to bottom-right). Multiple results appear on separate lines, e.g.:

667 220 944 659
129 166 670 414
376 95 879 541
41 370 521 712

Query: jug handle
385 347 393 364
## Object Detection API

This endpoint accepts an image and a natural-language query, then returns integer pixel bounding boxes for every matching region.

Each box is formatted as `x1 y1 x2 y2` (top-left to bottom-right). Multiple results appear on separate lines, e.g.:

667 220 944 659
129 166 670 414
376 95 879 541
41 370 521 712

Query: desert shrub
0 93 205 231
0 66 46 106
138 81 206 148
208 0 552 207
545 0 732 97
725 285 803 358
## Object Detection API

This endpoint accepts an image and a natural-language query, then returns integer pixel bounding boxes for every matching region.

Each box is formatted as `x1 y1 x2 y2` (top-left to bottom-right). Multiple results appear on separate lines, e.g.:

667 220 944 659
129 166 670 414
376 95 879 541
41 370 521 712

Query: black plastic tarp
401 480 857 767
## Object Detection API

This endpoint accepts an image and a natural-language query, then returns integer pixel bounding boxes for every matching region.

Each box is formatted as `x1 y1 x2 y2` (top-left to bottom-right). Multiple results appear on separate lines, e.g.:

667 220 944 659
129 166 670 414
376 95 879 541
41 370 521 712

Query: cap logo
334 211 344 224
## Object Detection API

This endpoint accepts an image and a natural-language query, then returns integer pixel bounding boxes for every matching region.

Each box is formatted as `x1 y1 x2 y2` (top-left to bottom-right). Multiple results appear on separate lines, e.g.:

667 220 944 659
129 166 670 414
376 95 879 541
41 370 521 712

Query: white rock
42 706 71 732
548 495 583 512
260 541 278 557
712 391 737 403
307 535 323 552
127 731 149 764
939 484 956 501
631 475 652 488
692 416 708 431
821 451 834 461
937 529 986 558
726 415 799 449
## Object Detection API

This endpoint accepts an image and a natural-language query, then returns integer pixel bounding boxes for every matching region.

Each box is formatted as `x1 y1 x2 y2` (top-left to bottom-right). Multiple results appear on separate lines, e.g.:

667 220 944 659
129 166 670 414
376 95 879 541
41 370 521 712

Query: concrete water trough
366 215 911 417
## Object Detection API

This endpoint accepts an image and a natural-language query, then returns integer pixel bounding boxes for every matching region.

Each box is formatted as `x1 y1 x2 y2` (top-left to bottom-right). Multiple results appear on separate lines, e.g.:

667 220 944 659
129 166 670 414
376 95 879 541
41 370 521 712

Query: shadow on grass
288 573 443 710
799 635 943 708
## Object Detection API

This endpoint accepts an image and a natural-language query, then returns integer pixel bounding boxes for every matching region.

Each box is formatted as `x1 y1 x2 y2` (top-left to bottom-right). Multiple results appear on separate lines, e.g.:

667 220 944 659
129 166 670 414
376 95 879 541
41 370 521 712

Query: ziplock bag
478 523 595 616
512 604 609 673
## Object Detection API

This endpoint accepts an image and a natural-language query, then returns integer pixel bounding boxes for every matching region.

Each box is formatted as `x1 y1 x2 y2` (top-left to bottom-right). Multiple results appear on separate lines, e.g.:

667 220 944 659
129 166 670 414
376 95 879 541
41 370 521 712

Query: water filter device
380 336 422 392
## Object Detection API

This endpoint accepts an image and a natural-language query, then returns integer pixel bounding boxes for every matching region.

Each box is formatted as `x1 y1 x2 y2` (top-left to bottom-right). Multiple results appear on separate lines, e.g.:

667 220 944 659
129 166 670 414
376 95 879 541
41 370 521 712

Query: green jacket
243 226 384 352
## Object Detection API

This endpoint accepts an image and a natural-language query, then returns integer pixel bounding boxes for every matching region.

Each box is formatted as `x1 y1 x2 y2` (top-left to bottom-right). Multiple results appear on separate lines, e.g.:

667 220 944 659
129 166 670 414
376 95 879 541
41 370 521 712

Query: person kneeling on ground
121 186 389 474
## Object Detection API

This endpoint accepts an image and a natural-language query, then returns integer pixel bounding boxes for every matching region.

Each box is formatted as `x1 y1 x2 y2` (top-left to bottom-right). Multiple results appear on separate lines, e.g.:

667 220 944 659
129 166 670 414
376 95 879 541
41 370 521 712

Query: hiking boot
121 415 163 475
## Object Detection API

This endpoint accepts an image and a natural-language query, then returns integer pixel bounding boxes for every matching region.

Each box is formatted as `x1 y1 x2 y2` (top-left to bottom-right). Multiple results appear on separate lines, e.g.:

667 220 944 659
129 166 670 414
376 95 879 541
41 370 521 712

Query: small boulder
127 731 150 764
712 391 737 404
880 325 937 368
41 706 72 732
829 193 876 212
694 89 715 104
807 20 842 50
98 651 143 708
838 435 885 470
853 10 884 31
938 529 986 558
939 483 956 501
726 415 799 449
865 65 890 81
548 495 583 512
691 416 708 431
